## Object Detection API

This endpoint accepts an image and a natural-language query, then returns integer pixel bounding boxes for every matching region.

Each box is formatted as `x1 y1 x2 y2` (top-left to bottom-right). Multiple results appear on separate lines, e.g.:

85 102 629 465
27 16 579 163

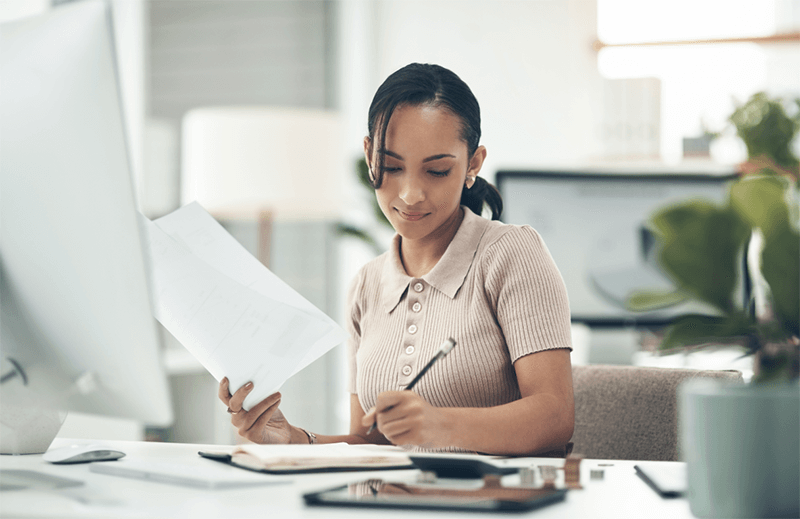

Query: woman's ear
465 145 487 189
363 136 374 182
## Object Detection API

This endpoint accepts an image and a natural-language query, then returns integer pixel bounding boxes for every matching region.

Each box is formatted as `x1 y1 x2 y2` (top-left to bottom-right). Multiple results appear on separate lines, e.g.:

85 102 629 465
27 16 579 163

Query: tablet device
304 478 567 512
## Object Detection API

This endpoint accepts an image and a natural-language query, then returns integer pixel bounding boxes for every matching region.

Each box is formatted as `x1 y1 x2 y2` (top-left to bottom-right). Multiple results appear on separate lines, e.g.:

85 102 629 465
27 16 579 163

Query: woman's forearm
302 393 572 453
437 393 574 455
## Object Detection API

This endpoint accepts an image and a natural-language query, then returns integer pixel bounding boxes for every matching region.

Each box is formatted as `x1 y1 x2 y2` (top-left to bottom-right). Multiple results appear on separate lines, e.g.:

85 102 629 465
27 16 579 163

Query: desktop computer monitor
496 169 746 328
0 0 173 452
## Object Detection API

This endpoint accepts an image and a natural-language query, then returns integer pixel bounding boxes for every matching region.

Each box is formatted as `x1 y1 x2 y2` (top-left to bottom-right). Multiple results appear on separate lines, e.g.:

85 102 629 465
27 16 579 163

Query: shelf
593 31 800 51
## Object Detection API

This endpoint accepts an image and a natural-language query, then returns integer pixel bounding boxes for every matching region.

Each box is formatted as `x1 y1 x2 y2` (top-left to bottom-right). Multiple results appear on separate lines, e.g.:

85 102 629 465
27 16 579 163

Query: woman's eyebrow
381 149 403 160
423 154 456 163
380 149 456 162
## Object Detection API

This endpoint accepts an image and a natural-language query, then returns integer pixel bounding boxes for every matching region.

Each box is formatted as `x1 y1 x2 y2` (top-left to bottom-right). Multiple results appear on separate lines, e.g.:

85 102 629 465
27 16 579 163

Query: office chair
571 365 743 461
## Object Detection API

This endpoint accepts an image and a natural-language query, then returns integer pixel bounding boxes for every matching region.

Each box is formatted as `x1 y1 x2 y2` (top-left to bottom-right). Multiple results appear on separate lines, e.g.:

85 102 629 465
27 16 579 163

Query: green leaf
761 224 800 337
730 92 799 170
626 289 688 312
730 174 792 238
659 313 755 352
651 200 750 313
729 174 799 337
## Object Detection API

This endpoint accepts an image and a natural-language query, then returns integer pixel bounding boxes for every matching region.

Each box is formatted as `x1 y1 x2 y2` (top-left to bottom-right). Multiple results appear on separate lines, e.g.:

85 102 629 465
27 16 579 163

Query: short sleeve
345 267 365 394
483 226 572 362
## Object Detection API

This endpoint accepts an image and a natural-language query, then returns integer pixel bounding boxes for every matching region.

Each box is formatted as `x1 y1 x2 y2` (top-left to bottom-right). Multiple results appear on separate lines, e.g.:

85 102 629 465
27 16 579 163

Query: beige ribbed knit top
346 207 572 415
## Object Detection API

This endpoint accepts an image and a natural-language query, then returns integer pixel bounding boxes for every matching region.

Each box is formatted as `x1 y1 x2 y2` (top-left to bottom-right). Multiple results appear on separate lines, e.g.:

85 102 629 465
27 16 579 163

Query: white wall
339 0 606 182
0 0 48 21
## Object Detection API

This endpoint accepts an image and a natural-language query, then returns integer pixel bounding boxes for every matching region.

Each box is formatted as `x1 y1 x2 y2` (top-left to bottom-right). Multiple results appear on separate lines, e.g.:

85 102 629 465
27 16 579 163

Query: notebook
199 443 415 475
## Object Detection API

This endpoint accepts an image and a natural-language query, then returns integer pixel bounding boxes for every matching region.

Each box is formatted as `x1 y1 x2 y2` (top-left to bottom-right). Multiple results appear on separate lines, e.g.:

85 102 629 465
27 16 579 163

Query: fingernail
245 382 253 390
222 377 228 384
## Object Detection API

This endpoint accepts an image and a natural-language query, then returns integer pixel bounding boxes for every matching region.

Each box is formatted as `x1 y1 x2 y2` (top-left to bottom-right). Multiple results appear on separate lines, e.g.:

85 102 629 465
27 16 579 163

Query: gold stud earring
465 176 476 189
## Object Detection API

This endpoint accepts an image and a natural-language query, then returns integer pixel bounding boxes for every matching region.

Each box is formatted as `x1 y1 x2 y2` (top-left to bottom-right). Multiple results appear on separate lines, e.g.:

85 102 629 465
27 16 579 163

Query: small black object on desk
409 456 518 479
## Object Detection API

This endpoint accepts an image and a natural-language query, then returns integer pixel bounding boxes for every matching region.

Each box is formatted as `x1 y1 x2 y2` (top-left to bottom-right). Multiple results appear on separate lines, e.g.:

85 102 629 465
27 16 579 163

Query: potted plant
628 92 799 518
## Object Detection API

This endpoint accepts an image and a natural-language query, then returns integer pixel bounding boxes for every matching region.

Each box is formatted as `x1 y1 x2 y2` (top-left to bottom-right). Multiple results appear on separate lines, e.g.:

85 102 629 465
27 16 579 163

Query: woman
219 63 574 456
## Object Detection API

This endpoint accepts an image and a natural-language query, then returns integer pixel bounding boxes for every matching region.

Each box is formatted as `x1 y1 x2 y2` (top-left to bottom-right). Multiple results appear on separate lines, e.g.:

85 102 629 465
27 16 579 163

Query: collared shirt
346 206 572 416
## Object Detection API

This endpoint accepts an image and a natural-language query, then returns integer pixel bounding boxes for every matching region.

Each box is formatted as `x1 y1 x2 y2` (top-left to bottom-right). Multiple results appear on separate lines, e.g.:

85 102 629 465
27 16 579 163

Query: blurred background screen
497 170 744 327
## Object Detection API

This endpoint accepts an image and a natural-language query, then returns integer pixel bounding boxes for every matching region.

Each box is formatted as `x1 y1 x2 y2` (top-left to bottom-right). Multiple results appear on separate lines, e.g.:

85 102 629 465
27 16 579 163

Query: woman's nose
399 177 425 205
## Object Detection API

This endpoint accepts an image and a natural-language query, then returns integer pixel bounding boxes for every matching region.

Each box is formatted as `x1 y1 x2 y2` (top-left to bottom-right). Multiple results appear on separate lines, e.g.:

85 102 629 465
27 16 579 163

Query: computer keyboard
89 458 291 489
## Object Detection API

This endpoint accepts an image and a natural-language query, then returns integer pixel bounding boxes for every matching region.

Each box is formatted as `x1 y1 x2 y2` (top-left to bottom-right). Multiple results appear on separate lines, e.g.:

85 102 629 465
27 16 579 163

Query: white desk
1 438 696 518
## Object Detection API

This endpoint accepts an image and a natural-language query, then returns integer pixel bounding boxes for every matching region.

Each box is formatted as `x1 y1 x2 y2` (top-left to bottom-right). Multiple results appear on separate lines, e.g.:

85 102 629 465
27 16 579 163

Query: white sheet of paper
145 202 347 410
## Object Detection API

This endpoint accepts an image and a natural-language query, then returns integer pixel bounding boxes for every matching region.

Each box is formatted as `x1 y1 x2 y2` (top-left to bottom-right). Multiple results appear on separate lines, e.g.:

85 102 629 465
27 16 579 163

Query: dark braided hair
366 63 503 220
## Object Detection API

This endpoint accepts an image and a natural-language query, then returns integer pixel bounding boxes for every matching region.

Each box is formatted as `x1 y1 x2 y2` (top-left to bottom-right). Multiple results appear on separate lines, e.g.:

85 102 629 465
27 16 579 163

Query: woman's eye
428 169 451 177
381 167 401 174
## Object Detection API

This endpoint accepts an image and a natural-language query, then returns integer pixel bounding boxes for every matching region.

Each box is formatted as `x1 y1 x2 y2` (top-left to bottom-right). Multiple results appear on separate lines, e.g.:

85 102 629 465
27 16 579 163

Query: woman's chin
394 222 433 241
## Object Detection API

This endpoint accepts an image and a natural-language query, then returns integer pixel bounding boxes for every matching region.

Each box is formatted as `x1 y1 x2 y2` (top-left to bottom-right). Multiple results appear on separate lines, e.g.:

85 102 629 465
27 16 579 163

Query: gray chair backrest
571 364 743 461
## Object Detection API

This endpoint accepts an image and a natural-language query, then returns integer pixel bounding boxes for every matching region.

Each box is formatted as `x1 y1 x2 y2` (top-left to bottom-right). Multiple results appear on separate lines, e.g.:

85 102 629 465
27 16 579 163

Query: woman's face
364 104 485 244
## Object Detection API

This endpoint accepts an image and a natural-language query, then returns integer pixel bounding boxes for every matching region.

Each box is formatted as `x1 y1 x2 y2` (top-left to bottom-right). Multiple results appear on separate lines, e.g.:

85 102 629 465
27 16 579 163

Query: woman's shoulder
479 218 545 255
476 219 566 300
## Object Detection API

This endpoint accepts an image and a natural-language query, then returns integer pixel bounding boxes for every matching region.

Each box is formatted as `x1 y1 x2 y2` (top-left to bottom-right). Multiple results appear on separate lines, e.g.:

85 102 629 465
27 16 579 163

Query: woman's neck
399 207 464 278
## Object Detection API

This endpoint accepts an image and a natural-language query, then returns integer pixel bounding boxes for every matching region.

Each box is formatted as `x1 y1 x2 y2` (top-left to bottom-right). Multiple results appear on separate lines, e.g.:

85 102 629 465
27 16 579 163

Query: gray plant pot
679 379 799 518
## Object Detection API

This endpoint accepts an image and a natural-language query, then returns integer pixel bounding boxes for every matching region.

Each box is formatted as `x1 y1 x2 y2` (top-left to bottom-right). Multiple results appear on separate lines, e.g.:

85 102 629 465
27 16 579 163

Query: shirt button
405 345 415 355
402 366 412 376
408 324 417 334
412 302 421 312
414 282 424 293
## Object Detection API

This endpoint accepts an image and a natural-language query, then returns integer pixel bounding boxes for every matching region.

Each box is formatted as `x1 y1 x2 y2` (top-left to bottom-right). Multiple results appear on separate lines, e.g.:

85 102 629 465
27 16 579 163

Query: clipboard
303 475 568 512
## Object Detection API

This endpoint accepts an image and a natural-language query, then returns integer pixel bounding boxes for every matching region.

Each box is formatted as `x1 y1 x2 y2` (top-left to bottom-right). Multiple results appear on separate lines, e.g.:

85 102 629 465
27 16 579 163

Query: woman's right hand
218 378 293 444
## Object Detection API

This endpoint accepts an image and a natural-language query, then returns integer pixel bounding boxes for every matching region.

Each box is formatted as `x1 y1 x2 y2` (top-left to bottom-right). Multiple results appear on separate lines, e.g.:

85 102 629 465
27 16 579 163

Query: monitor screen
0 1 172 430
496 170 743 327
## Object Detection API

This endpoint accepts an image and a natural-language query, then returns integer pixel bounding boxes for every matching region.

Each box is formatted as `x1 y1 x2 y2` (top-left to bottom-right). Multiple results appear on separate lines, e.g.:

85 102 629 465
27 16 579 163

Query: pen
366 337 457 435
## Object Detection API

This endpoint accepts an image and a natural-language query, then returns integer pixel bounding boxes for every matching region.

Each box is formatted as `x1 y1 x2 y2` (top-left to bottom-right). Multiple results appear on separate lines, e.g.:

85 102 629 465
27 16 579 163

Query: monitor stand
0 402 66 455
1 360 66 454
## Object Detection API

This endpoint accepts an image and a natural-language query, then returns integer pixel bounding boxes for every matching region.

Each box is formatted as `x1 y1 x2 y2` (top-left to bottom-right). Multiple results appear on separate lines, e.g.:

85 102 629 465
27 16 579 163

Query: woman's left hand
362 391 450 449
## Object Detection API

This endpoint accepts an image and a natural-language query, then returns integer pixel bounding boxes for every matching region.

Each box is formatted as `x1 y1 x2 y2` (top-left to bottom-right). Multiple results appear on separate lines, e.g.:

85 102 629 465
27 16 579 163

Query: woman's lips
397 209 427 221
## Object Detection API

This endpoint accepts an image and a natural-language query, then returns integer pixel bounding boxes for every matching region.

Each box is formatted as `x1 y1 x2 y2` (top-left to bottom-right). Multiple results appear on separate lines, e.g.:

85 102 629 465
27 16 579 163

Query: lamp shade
181 107 347 220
